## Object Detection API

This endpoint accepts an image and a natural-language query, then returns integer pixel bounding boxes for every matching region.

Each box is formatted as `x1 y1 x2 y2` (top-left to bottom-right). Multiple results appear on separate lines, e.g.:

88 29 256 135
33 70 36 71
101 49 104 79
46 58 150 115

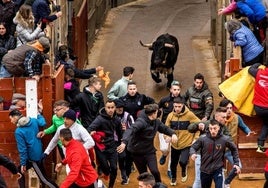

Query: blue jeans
224 150 242 184
201 168 224 188
0 65 12 78
192 154 201 188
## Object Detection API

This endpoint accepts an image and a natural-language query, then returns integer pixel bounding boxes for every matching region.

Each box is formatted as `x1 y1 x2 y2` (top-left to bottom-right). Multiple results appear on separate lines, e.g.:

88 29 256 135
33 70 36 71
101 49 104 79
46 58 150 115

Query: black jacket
153 182 167 188
190 131 239 174
88 107 122 153
122 110 175 154
0 33 16 63
0 154 19 187
119 92 155 120
71 86 104 128
184 82 214 119
64 78 80 103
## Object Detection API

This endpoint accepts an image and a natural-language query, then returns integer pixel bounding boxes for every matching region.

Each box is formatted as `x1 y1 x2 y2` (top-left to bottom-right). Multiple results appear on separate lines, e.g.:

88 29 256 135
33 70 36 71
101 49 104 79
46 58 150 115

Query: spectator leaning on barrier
1 36 50 80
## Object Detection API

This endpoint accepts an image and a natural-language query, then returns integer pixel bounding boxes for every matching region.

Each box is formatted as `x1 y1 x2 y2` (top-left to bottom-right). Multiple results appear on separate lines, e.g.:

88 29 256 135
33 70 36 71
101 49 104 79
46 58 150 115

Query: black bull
140 33 179 88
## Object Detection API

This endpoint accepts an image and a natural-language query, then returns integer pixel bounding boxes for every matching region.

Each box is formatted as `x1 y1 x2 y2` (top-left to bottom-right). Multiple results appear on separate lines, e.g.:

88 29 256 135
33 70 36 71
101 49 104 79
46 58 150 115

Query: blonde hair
17 4 35 28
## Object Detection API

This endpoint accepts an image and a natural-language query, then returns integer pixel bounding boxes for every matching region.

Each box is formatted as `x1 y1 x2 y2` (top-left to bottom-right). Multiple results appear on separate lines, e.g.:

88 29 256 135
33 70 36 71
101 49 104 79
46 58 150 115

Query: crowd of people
0 0 268 188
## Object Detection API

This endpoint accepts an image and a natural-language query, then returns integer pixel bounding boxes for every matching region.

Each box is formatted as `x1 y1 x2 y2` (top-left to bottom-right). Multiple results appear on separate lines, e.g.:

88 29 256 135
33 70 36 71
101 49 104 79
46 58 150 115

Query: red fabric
265 149 268 172
91 131 106 151
60 139 98 188
253 68 268 108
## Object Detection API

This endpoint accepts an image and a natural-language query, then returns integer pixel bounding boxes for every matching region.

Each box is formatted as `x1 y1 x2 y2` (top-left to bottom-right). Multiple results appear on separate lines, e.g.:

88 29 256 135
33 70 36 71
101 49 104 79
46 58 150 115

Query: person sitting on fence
55 44 104 79
225 19 264 67
1 36 50 80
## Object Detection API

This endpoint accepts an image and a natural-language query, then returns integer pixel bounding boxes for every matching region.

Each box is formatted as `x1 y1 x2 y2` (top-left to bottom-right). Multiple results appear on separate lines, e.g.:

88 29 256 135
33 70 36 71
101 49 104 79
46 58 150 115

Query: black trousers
94 147 118 188
255 105 268 146
18 160 58 188
132 152 161 182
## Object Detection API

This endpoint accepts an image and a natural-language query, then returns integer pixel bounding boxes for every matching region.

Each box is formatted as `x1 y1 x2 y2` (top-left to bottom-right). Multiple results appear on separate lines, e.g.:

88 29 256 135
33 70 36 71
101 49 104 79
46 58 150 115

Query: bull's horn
139 40 152 48
164 43 174 48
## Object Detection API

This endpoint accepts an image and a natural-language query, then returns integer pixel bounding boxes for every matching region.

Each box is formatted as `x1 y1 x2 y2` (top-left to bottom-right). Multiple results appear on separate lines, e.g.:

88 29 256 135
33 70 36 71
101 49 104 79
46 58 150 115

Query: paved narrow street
80 0 265 187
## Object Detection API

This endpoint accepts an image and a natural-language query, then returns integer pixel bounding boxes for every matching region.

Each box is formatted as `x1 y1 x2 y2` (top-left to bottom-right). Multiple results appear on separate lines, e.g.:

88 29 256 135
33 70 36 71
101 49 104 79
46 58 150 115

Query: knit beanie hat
63 109 76 121
38 37 50 50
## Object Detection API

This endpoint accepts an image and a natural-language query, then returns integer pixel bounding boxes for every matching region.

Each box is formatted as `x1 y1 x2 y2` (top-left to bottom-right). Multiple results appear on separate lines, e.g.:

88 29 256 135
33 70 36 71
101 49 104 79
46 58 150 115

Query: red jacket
253 68 268 108
265 149 268 172
60 139 98 188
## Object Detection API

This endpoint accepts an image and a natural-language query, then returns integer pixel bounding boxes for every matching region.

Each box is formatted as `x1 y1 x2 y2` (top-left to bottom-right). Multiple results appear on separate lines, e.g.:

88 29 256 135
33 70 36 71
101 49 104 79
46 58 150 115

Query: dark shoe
121 178 129 185
159 155 167 165
256 145 266 153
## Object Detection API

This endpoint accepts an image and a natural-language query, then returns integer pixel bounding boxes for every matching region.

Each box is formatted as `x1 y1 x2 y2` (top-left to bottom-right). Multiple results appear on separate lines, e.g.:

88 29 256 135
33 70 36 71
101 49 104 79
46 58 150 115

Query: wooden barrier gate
0 64 64 187
227 53 266 179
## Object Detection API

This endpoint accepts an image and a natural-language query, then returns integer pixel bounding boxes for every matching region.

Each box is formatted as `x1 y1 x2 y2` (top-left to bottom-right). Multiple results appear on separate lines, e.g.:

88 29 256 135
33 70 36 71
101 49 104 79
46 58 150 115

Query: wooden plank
239 173 265 180
238 143 268 149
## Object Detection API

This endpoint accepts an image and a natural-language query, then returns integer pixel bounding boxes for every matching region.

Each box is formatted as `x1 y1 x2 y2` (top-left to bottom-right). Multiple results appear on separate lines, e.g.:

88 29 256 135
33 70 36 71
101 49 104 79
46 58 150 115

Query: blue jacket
32 0 57 24
233 25 263 63
236 0 266 24
15 114 46 166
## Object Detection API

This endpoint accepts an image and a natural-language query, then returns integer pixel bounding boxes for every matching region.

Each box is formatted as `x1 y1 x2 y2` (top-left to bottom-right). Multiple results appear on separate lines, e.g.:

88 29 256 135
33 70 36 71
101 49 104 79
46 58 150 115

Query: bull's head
140 40 175 66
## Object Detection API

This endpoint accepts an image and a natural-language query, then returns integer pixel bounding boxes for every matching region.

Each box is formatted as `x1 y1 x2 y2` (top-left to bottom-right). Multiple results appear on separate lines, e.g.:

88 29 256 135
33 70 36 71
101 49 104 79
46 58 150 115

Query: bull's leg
151 71 162 83
166 73 174 88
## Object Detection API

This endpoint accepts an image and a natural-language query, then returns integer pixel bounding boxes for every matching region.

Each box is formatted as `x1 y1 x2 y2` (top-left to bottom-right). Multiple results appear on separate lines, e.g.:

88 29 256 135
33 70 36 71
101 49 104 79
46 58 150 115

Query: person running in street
107 66 135 100
137 172 167 188
190 119 241 188
117 103 178 183
55 128 98 188
184 73 214 121
87 100 122 188
165 97 200 185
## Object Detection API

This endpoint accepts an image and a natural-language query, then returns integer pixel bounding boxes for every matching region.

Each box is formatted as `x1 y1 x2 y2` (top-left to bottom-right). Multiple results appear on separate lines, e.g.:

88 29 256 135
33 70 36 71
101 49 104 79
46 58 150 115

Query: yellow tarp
218 66 256 116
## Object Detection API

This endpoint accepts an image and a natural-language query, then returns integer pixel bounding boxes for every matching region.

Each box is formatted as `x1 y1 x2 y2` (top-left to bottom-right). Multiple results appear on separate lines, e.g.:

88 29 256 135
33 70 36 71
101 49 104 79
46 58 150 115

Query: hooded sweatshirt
14 114 46 165
122 110 175 155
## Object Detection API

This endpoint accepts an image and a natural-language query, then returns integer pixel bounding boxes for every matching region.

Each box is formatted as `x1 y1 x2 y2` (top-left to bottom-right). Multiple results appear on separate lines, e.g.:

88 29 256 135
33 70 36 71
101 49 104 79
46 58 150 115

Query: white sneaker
224 184 230 188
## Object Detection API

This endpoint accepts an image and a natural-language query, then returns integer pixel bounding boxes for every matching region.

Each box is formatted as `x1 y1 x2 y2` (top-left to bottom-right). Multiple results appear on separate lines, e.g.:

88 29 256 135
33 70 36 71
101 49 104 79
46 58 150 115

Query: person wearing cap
1 36 50 81
117 103 178 183
8 109 58 188
164 97 200 185
184 73 214 121
107 66 135 100
9 93 26 111
188 107 232 188
44 109 95 161
114 99 134 185
157 80 185 178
